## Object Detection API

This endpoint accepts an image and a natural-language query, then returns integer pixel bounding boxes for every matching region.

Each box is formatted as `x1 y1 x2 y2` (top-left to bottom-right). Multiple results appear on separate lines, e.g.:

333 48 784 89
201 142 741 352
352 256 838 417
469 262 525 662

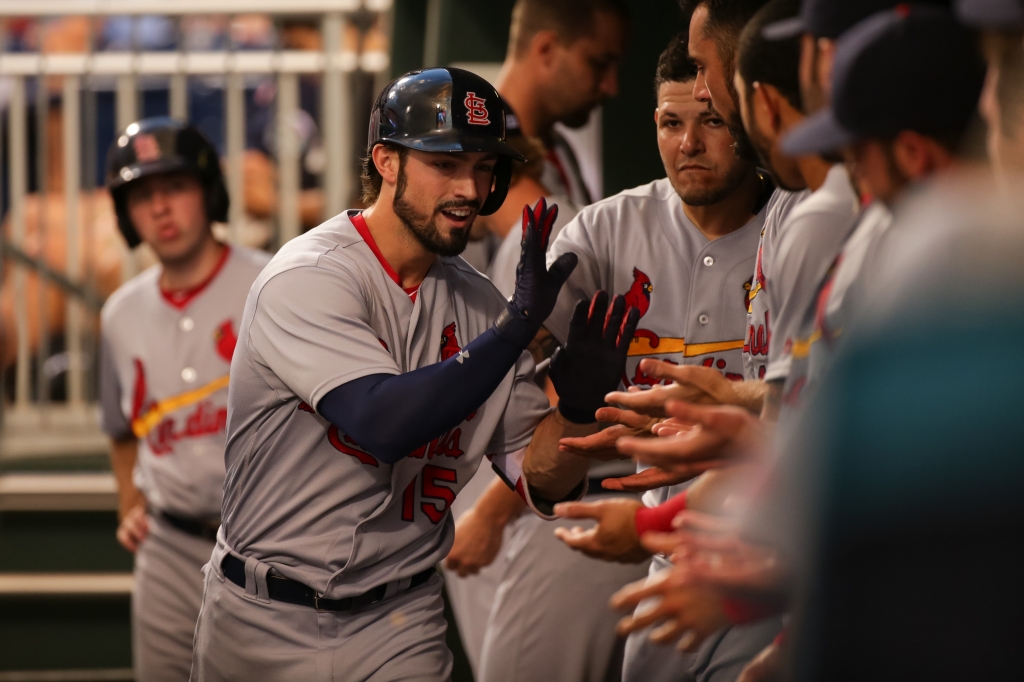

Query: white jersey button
703 256 714 266
698 314 710 325
180 317 195 332
181 367 198 383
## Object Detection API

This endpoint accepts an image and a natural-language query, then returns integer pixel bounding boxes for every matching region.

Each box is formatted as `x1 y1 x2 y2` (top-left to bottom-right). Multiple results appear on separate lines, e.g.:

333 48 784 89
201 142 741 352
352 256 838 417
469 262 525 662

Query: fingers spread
587 291 610 340
603 295 626 348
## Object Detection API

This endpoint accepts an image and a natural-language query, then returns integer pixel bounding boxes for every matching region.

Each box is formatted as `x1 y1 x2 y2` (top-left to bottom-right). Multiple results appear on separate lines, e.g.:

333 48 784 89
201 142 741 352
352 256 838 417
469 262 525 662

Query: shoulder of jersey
259 212 364 277
101 264 161 323
571 178 675 228
441 255 509 307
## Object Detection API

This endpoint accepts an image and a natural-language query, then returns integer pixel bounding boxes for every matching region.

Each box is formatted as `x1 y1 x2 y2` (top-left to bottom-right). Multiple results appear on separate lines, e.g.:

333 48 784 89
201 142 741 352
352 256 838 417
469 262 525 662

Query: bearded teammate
98 118 271 682
189 67 637 681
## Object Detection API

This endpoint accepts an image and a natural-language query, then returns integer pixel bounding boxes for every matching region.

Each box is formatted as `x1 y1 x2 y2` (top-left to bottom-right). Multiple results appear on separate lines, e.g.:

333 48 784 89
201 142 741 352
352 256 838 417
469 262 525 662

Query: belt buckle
314 594 325 612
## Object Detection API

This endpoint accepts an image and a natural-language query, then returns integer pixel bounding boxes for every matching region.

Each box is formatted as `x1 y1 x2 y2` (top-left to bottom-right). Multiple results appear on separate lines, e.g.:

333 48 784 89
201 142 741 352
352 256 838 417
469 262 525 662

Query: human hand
510 198 577 325
605 360 752 417
736 639 786 682
615 400 763 476
552 497 648 563
116 504 149 553
610 567 731 652
549 292 639 424
557 406 658 460
444 507 507 577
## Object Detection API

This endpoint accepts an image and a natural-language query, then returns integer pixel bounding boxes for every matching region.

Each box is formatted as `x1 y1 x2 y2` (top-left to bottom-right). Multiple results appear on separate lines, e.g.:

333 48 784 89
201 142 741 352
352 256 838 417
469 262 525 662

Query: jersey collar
350 211 420 302
159 244 231 311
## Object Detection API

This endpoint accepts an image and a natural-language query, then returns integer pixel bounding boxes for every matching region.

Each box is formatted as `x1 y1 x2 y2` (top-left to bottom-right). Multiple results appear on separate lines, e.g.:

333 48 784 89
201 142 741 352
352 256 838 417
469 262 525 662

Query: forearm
735 379 769 414
759 381 782 422
474 477 527 527
523 410 596 504
109 438 144 520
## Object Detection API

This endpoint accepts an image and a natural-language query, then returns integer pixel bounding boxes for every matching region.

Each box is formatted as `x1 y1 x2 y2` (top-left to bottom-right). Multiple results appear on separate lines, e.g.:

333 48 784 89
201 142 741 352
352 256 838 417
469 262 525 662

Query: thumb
546 252 578 289
554 501 603 519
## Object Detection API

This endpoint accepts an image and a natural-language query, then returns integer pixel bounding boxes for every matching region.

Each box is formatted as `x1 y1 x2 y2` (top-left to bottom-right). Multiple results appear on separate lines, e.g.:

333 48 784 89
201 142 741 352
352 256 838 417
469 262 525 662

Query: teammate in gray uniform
190 67 638 682
526 33 773 682
99 118 270 682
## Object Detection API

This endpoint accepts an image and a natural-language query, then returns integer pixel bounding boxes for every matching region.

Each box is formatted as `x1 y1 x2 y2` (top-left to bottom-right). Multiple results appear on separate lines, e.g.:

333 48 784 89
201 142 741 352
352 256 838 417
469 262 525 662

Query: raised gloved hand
550 292 640 424
497 198 577 345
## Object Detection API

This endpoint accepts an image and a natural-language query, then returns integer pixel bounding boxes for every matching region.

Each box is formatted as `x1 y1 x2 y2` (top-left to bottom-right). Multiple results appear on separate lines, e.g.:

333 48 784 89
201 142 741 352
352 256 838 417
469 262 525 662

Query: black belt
221 554 434 612
160 511 220 542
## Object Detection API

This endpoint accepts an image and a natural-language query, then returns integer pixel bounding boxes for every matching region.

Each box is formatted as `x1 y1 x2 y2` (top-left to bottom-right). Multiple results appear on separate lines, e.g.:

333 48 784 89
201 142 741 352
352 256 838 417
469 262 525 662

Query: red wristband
634 490 688 537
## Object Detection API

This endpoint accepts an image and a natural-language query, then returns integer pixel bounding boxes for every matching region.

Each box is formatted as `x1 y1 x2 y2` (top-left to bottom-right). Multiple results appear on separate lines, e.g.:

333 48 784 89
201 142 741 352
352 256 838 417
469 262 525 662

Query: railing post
9 77 30 410
225 69 246 245
116 59 139 283
35 74 51 405
276 70 300 246
63 75 84 408
322 11 352 217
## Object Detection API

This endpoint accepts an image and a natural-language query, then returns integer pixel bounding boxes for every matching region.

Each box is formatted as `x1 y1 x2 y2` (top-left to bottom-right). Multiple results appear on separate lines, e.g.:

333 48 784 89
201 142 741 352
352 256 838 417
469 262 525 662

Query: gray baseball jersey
763 165 862 385
99 245 271 518
218 210 553 600
545 177 767 507
743 189 810 381
779 201 894 410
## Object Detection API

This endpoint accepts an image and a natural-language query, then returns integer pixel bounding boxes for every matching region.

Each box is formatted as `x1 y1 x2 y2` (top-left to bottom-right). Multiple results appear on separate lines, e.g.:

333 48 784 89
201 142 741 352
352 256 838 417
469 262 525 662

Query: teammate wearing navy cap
189 67 638 681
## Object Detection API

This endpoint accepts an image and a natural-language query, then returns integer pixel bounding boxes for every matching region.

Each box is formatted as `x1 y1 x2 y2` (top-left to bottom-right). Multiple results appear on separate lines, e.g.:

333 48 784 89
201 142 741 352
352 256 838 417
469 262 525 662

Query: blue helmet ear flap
479 156 513 216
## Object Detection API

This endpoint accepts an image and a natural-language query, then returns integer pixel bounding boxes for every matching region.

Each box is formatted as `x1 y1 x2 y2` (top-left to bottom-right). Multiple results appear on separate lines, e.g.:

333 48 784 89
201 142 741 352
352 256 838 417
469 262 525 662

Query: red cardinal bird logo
440 322 462 361
624 267 659 348
214 320 238 363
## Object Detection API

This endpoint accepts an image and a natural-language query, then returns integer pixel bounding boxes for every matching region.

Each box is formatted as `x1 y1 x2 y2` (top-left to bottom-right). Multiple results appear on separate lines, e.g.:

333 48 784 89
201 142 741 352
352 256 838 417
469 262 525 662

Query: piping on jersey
788 329 822 360
131 374 230 438
627 337 745 357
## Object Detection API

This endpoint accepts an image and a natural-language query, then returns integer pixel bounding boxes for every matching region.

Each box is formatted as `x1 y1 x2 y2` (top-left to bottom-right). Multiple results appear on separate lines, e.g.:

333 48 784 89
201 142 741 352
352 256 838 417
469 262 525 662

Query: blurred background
0 1 680 680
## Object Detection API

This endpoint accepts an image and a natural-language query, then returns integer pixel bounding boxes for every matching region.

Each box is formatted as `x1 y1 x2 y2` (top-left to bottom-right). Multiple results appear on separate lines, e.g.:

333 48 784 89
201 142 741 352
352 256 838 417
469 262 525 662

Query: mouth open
439 206 475 227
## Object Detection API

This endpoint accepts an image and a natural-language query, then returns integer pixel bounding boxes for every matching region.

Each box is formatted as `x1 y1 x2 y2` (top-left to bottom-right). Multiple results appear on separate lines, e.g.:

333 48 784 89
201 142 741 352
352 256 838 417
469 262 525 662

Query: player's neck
495 62 552 144
360 201 436 289
797 154 833 192
682 170 763 241
158 234 226 292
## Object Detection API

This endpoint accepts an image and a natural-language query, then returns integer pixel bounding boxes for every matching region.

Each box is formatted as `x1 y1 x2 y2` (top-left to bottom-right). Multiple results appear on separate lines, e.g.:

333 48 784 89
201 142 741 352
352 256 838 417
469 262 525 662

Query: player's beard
745 113 804 193
677 162 751 206
392 164 474 257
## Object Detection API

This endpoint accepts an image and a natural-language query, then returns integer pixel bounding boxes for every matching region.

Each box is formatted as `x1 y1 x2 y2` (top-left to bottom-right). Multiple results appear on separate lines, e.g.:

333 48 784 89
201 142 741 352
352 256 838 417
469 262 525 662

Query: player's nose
693 72 711 104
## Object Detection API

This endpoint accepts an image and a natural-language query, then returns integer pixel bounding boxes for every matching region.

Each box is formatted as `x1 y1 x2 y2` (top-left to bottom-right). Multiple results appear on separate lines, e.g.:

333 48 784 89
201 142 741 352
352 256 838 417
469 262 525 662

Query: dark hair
678 0 771 81
736 0 803 111
508 0 630 57
360 144 409 205
654 32 699 95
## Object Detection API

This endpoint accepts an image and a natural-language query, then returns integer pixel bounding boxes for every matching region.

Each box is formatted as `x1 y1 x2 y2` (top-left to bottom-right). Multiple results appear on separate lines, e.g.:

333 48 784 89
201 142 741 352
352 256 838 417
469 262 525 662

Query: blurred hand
737 640 786 682
116 504 149 553
605 360 756 417
552 497 648 563
616 400 764 476
610 567 731 652
558 406 658 460
642 511 785 599
444 507 506 577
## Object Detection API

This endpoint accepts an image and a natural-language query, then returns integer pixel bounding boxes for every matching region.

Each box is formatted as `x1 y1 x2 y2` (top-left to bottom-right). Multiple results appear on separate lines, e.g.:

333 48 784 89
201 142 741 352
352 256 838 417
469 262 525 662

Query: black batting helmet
106 117 229 248
367 67 526 216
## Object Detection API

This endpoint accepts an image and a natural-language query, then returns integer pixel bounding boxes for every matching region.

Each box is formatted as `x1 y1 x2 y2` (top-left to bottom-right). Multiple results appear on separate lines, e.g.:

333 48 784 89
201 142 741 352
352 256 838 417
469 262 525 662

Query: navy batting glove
549 292 641 424
496 198 577 346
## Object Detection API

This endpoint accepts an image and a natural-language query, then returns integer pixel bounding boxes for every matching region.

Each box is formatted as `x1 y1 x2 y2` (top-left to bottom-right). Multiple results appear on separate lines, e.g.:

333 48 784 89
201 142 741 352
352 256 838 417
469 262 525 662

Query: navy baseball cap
763 0 950 40
956 0 1024 26
781 6 986 156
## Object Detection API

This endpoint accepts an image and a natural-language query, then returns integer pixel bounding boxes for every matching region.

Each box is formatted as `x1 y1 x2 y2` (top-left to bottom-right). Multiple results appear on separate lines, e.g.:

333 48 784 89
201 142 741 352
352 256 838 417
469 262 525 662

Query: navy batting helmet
106 117 229 248
367 67 526 216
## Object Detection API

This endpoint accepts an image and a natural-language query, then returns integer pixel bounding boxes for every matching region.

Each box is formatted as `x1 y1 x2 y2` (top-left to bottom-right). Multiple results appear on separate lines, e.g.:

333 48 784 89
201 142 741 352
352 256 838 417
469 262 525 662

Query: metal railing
0 0 393 463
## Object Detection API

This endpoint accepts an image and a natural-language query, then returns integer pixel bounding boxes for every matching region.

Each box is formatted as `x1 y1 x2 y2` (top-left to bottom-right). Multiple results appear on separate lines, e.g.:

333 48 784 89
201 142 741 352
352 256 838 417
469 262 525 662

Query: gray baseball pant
189 544 452 682
477 491 652 682
133 513 215 682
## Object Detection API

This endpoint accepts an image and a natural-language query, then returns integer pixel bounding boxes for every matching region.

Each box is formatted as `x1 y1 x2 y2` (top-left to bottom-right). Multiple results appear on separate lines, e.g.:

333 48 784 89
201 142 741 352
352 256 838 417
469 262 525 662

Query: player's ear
372 144 401 187
531 29 561 69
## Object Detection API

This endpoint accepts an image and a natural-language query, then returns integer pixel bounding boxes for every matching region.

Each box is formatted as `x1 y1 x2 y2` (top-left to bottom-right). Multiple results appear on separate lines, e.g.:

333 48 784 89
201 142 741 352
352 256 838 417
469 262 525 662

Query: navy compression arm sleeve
317 313 539 465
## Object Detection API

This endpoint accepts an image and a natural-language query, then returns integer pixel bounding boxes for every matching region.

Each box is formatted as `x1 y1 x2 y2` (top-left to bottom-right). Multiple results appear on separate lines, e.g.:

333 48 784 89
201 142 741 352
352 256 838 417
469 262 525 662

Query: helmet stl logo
132 133 161 162
464 92 490 126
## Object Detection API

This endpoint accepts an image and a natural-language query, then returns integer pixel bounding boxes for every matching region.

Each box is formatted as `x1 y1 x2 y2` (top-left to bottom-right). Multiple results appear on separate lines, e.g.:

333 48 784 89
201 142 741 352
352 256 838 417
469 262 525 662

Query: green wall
390 0 688 197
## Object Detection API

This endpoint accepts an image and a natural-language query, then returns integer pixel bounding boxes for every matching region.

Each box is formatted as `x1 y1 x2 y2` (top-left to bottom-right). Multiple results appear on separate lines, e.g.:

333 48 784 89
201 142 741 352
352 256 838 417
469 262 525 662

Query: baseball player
98 118 271 682
189 67 638 682
453 31 773 682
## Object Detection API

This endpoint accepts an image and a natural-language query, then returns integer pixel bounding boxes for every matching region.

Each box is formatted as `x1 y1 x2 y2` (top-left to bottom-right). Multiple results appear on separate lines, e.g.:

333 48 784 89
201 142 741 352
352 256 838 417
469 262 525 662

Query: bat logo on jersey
463 92 491 126
214 319 238 363
128 360 229 453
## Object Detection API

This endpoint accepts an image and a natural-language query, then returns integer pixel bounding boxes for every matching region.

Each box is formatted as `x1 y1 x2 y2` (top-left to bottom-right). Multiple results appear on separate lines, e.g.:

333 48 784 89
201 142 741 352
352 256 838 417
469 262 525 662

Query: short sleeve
98 329 132 440
543 213 602 345
248 265 401 407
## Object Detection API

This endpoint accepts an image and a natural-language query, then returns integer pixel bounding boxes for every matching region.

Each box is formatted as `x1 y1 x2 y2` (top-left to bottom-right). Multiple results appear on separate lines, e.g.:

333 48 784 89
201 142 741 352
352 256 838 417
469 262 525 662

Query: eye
475 162 496 173
434 161 456 170
704 117 725 128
